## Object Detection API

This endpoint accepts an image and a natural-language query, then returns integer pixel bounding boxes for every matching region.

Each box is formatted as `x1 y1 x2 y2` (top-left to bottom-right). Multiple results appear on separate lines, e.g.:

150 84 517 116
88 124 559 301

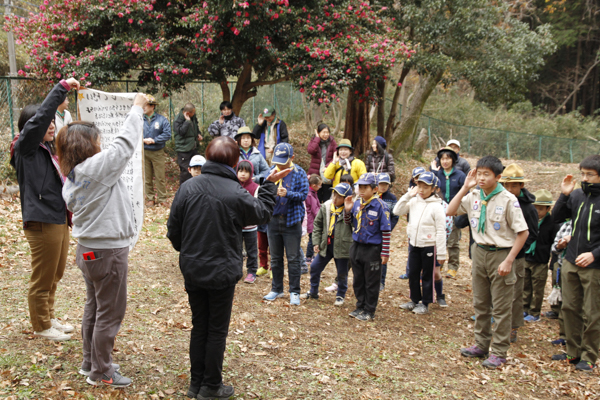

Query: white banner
77 88 144 250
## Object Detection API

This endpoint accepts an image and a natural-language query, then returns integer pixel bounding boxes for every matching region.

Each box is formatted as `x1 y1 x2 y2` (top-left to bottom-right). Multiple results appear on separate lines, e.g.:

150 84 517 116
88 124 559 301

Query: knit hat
374 136 387 149
499 163 531 183
533 189 554 206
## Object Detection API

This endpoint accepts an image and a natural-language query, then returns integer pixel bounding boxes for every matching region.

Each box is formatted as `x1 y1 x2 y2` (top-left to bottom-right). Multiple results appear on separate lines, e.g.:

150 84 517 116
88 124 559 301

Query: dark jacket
517 188 539 259
11 82 69 226
434 155 471 174
252 119 289 158
173 110 201 153
143 113 171 151
433 168 466 203
553 184 600 269
526 212 555 264
167 161 277 289
365 151 396 181
307 135 336 175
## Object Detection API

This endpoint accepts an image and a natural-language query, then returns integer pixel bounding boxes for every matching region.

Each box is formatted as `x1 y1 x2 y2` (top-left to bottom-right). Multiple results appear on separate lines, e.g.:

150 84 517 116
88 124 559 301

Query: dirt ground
1 150 599 400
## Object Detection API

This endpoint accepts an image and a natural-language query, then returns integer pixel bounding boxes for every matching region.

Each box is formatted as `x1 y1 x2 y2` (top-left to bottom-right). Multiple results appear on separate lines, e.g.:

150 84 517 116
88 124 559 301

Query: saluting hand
464 168 478 190
344 195 354 212
561 174 576 196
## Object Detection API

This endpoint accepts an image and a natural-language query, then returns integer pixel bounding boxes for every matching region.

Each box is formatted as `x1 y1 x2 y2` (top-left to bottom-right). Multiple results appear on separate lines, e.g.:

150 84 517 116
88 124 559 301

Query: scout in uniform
447 156 529 369
344 173 392 321
499 164 539 343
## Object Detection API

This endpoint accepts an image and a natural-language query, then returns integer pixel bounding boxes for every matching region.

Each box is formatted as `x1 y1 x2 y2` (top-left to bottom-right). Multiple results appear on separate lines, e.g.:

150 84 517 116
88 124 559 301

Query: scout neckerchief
353 194 379 234
56 110 65 120
477 183 505 234
525 214 547 255
329 203 344 236
145 113 154 122
275 162 294 188
443 168 453 203
240 147 252 160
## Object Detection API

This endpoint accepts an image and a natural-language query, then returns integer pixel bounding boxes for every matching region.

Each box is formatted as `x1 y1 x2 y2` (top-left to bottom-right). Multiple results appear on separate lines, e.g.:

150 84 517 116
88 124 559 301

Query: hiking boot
551 338 566 346
334 297 344 306
256 267 269 277
290 293 300 306
413 303 429 314
34 327 71 341
510 328 518 343
51 318 74 333
355 311 374 321
551 353 580 364
575 360 595 372
300 291 318 300
482 354 507 369
79 363 120 377
399 273 408 279
263 291 284 301
399 301 416 311
244 274 256 284
446 269 457 279
197 384 235 399
524 314 540 323
349 308 363 318
87 371 131 387
325 283 338 292
460 345 488 358
544 311 559 319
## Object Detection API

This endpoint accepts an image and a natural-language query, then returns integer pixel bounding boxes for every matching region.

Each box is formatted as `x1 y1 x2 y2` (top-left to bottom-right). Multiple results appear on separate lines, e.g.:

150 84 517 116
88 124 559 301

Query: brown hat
147 95 159 106
532 189 554 206
499 163 530 183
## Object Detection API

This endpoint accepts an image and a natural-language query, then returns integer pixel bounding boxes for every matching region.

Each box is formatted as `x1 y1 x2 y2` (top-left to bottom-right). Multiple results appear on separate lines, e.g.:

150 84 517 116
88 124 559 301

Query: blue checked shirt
270 164 309 227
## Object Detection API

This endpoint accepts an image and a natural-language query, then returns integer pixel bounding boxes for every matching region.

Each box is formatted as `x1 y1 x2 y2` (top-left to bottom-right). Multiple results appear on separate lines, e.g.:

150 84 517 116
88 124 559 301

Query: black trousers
177 150 198 185
408 245 435 305
242 230 258 274
186 284 236 390
350 242 382 314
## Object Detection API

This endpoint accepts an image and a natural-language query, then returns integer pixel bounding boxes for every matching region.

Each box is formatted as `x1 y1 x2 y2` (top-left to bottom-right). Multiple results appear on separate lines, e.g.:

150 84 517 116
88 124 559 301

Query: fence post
6 78 14 138
506 132 510 159
126 81 129 93
468 126 472 152
169 97 173 128
201 82 205 127
427 117 431 150
569 139 573 163
538 136 542 161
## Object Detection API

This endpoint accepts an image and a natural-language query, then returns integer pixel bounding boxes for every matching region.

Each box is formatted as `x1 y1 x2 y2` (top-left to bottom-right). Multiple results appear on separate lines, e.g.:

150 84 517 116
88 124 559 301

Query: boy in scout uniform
344 173 392 322
499 164 539 343
447 156 529 369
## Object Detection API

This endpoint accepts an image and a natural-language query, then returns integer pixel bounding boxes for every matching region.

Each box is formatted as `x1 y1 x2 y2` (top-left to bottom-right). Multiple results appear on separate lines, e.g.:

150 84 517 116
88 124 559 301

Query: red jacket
305 188 321 234
307 136 336 176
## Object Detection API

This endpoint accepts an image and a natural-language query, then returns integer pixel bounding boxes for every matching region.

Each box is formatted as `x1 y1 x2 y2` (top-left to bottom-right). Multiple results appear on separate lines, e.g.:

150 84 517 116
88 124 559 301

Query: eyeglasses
581 172 598 179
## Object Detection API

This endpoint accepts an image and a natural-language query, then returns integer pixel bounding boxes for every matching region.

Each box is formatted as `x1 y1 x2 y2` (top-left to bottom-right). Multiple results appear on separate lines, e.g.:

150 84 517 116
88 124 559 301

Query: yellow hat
532 189 554 206
499 163 530 183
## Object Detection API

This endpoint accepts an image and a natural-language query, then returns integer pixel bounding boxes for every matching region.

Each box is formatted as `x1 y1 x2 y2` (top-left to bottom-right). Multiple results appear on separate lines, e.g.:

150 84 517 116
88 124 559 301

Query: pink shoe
244 274 256 284
325 283 338 292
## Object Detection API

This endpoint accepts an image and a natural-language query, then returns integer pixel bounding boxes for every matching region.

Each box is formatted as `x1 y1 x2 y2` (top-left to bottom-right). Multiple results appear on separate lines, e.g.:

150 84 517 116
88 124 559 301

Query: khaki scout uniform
457 188 528 358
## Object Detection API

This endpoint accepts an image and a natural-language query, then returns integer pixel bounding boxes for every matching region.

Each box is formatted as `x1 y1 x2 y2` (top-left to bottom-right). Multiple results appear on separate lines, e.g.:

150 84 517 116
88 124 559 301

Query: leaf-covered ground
1 153 599 400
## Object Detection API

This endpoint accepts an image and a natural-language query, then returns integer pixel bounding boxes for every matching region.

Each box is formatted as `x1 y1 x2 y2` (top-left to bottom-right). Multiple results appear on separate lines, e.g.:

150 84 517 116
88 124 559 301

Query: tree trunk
384 66 411 141
573 37 582 112
390 70 443 157
344 88 370 155
330 99 344 136
301 94 324 136
376 79 385 138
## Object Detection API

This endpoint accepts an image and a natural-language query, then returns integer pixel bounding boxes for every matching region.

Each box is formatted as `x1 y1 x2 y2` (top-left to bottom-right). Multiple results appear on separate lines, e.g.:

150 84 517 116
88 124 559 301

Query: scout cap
336 139 354 150
262 106 276 118
234 126 254 141
332 182 353 197
533 189 554 206
377 173 391 185
147 95 159 106
499 163 531 183
447 139 460 148
437 146 457 163
417 171 436 186
356 173 376 185
271 143 294 165
189 155 206 168
412 166 426 178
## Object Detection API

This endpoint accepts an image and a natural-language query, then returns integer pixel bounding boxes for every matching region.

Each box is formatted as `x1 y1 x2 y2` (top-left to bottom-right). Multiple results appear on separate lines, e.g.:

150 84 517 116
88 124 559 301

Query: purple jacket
305 188 321 234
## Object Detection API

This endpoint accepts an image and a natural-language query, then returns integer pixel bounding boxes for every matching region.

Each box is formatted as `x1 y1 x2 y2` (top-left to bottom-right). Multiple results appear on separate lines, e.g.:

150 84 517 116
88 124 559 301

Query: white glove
548 286 562 306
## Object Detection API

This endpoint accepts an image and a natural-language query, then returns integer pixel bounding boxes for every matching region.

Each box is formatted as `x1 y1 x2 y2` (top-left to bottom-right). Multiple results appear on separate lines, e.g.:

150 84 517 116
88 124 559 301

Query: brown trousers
77 244 129 381
511 257 527 329
144 148 167 203
24 221 69 332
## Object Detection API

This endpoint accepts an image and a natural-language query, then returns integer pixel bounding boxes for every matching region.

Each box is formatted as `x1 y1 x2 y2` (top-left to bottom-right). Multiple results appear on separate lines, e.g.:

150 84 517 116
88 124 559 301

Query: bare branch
552 51 600 117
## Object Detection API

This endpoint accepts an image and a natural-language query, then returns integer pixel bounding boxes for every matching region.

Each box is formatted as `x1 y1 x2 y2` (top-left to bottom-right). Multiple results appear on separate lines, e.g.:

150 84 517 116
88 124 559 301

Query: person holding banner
167 137 287 400
11 77 80 342
57 93 150 388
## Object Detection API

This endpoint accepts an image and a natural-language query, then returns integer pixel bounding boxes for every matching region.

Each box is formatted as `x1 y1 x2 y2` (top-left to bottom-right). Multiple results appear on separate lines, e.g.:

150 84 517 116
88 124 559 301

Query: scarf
354 194 378 233
224 112 234 121
443 168 453 203
240 147 252 160
525 214 547 255
56 110 65 119
477 183 505 234
329 203 344 236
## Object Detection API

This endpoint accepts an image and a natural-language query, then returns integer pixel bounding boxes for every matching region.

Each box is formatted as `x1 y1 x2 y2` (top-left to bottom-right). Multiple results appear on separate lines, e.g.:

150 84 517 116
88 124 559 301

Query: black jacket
11 82 68 225
167 161 277 289
173 110 201 153
553 184 600 270
525 212 555 264
516 188 539 259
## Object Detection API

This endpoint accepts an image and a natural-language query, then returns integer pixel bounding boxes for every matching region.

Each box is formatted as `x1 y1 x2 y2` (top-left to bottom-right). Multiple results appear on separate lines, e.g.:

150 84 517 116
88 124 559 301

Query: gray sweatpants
76 244 129 381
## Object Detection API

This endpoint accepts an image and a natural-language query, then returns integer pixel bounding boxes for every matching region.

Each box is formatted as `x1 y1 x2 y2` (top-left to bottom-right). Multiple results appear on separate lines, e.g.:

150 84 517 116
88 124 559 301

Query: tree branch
552 52 600 116
246 75 291 89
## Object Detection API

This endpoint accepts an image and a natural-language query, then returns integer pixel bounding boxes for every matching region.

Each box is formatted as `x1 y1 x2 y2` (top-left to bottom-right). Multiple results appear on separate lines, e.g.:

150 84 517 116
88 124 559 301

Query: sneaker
437 298 448 308
355 311 374 321
187 385 199 398
399 273 409 279
325 283 338 292
299 291 318 300
551 338 566 346
269 269 273 279
263 291 284 301
197 384 235 399
413 303 429 314
524 314 540 322
523 311 529 318
482 354 507 369
349 308 363 318
446 269 457 279
256 267 269 277
79 363 120 377
544 311 559 319
551 353 580 364
34 327 71 341
87 371 131 388
379 283 385 292
305 257 313 264
399 301 416 311
244 274 256 284
575 360 595 372
51 318 74 333
460 345 489 358
301 265 309 274
290 293 300 306
510 328 518 343
334 297 344 306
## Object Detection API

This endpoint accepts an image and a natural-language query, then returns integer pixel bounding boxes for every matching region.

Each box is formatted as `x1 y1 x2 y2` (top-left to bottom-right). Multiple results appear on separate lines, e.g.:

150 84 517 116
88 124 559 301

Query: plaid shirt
551 220 572 268
270 164 309 227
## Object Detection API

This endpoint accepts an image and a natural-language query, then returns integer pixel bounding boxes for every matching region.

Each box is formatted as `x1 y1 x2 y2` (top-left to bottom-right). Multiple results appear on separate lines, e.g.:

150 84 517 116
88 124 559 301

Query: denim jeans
306 232 314 259
309 242 349 298
267 215 302 294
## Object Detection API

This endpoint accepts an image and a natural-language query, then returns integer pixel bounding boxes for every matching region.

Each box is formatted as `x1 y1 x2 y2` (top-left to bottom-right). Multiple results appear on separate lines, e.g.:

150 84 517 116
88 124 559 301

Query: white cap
189 155 206 167
447 139 460 148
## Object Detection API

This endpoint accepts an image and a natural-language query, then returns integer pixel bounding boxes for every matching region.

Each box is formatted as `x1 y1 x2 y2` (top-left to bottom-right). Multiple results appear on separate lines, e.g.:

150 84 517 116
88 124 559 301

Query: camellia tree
5 0 413 153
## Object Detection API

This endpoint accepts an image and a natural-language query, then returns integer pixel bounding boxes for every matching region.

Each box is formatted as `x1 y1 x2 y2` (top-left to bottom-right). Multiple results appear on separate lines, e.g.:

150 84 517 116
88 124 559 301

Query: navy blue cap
377 173 391 185
412 167 426 178
356 173 376 185
417 171 436 186
271 143 294 165
331 182 353 197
